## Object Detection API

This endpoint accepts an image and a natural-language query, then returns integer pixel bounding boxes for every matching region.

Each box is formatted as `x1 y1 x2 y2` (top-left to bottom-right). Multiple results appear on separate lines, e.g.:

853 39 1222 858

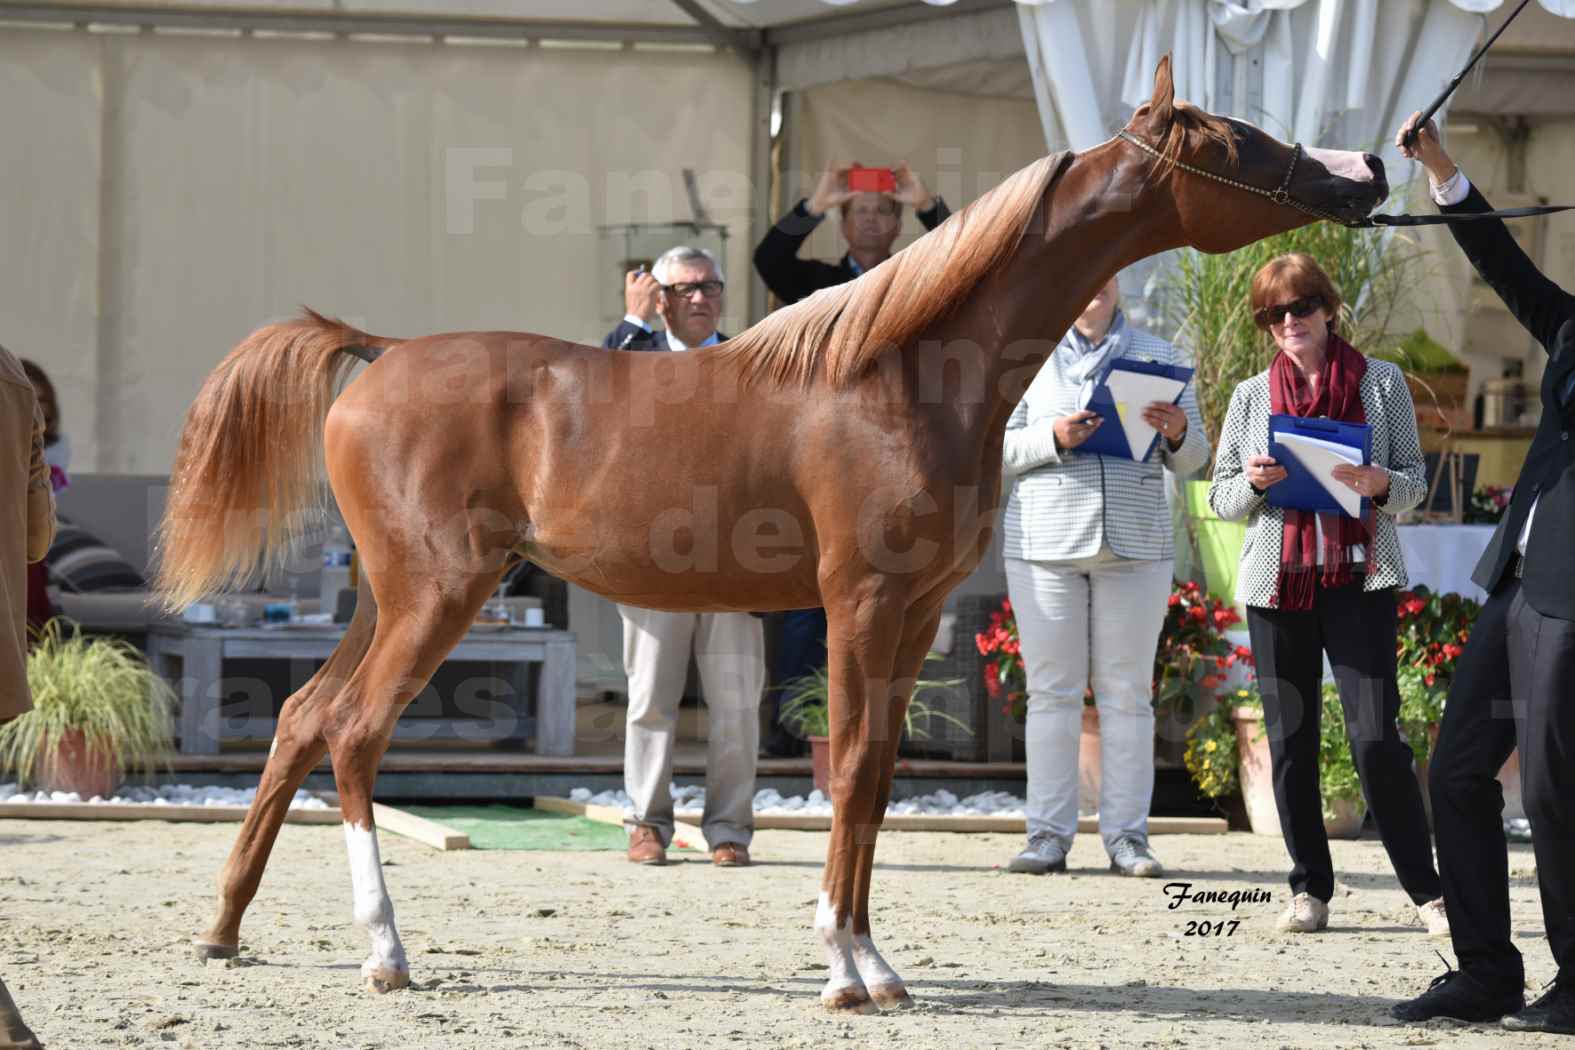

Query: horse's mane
715 151 1073 390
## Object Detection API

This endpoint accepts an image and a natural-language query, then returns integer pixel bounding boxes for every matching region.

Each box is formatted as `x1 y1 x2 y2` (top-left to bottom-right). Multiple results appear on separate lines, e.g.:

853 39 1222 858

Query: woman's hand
1332 464 1390 502
1053 410 1103 450
1245 454 1287 491
1143 401 1187 447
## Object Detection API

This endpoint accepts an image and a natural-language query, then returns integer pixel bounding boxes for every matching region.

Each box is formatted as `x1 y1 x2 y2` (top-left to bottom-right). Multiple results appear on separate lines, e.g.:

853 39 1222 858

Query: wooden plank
0 799 340 825
370 802 470 851
532 797 1227 836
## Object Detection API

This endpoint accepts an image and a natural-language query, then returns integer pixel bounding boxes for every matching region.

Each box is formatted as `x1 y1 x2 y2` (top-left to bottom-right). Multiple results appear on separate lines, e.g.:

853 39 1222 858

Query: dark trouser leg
1506 586 1575 985
1432 583 1521 992
1322 587 1442 904
1248 604 1332 901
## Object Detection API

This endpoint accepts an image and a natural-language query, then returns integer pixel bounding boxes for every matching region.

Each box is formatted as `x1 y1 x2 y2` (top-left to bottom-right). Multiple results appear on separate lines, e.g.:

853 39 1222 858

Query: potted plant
776 660 968 795
1161 219 1427 600
0 620 175 799
1318 683 1366 839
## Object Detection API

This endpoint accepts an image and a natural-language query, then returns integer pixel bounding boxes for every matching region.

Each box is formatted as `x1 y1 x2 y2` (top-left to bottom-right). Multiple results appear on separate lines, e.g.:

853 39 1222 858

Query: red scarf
1269 333 1372 610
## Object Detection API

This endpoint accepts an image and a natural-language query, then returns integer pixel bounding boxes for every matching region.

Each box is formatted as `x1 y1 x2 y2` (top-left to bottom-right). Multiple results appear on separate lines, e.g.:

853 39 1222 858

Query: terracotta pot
1078 705 1101 817
808 735 831 796
1323 796 1367 839
36 729 121 799
1233 706 1280 837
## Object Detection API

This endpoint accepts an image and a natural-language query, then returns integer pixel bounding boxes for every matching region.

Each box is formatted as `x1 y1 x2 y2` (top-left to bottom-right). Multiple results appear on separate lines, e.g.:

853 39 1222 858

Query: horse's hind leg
323 565 501 993
195 580 379 958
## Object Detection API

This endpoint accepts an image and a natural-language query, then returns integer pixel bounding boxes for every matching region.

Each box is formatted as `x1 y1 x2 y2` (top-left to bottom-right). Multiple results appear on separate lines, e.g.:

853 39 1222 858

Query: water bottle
320 524 354 615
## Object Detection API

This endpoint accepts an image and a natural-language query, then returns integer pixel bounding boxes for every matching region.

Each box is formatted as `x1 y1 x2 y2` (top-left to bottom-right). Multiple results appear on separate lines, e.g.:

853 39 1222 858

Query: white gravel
569 785 1027 817
0 782 330 809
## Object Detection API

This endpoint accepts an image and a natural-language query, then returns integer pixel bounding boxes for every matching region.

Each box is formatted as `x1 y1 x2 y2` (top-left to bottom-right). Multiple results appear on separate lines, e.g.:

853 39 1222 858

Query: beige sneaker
1417 897 1450 937
1276 892 1330 933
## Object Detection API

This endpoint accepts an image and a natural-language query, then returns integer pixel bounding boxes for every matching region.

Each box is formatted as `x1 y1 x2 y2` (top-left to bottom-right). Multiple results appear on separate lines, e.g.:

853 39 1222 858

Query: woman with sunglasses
1209 253 1446 936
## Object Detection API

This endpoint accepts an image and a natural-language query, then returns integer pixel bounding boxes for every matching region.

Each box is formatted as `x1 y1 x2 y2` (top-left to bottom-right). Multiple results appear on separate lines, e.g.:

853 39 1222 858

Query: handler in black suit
751 161 949 755
1391 115 1575 1035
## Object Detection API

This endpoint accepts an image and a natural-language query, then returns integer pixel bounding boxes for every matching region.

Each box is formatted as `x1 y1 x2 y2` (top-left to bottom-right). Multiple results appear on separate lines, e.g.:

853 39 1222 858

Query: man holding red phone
752 160 949 307
751 160 949 757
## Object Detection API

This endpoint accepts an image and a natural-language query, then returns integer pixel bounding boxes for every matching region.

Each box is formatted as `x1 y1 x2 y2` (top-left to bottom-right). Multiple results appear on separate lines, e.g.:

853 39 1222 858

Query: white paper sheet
1274 432 1364 517
1088 371 1188 461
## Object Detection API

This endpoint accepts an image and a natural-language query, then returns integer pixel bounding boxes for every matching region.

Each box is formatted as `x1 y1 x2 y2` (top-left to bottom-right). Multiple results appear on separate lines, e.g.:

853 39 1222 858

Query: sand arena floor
0 818 1559 1049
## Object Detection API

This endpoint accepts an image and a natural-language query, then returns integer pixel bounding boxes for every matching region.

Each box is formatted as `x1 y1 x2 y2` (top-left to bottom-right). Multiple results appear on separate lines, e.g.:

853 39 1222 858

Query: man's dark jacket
1444 186 1575 618
600 323 727 352
752 197 951 305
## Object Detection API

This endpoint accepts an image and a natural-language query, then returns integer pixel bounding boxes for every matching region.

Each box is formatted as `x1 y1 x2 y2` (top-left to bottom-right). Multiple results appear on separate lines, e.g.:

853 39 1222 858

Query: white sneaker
1276 892 1330 933
1417 897 1450 937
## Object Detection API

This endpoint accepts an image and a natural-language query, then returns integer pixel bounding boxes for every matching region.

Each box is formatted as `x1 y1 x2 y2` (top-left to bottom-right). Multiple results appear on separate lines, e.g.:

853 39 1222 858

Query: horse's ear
1146 54 1176 135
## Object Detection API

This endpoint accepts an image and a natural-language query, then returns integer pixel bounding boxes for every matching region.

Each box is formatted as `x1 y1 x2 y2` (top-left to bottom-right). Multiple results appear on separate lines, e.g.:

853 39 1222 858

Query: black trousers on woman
1247 584 1442 905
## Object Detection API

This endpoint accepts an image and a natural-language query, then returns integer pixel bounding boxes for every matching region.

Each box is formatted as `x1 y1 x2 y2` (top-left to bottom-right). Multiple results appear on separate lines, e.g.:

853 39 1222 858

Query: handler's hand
1397 111 1457 184
1245 454 1288 491
1332 463 1390 502
625 269 661 324
1143 401 1187 447
1054 410 1103 450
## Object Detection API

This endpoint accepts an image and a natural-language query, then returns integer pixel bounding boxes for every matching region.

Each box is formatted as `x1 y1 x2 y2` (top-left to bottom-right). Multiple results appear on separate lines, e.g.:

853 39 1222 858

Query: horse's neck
952 146 1184 439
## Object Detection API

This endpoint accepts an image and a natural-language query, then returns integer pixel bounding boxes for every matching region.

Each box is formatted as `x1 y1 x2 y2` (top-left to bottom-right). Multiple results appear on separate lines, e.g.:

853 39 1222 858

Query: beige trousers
619 606 765 848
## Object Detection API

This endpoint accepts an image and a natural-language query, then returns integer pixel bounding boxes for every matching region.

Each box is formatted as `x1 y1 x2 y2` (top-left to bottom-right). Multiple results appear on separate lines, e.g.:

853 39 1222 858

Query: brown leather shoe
626 824 667 866
711 843 751 867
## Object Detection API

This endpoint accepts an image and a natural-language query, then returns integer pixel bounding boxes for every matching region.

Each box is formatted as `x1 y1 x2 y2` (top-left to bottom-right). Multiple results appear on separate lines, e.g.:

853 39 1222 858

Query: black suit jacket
752 197 952 305
601 322 727 352
1444 186 1575 618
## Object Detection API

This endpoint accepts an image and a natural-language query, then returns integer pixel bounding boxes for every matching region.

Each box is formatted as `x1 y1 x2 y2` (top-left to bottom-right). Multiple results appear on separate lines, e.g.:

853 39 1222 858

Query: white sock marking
343 822 407 978
814 891 864 999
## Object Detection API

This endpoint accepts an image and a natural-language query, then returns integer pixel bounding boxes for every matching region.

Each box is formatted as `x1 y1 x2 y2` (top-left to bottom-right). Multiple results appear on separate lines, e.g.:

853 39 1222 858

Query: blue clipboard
1077 358 1195 463
1266 414 1373 517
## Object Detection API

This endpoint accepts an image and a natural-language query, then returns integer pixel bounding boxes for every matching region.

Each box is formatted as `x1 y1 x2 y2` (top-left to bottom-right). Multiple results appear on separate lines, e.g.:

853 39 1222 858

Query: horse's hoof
868 983 914 1010
821 985 878 1015
193 940 238 961
362 966 410 994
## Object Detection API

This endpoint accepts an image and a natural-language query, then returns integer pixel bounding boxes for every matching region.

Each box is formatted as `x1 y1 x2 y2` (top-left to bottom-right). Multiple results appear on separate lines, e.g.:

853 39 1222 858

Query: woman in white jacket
1002 277 1208 878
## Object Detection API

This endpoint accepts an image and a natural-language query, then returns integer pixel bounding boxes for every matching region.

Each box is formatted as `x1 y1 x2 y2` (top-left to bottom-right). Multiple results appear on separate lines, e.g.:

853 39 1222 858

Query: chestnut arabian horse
156 58 1386 1011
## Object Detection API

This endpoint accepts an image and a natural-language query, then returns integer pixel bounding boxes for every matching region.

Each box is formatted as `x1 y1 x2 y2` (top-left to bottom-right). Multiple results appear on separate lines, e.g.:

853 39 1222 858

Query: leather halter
1116 129 1357 227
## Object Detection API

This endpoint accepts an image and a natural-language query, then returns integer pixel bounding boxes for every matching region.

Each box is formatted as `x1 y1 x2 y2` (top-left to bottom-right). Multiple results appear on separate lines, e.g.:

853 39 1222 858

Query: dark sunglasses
1253 295 1325 330
662 280 724 299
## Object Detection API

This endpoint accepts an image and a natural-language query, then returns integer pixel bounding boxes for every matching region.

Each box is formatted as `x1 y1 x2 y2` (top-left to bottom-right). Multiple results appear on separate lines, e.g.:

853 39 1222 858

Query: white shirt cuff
622 313 653 332
1430 168 1471 207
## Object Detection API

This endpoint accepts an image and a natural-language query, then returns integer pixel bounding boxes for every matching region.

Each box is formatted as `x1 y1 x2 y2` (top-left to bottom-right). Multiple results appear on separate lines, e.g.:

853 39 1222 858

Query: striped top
1207 359 1426 608
1002 323 1209 563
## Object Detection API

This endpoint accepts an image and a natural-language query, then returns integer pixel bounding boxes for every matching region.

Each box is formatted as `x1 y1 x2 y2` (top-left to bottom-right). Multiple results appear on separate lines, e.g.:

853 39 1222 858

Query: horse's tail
154 308 401 610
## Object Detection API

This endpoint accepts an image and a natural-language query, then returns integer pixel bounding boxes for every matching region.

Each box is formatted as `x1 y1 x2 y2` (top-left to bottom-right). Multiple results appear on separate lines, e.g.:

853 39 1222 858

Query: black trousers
1432 575 1575 992
1247 585 1442 905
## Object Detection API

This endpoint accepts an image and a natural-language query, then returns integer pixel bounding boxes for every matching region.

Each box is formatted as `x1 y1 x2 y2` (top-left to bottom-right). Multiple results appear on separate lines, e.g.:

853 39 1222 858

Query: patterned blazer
1207 358 1426 609
1002 323 1209 563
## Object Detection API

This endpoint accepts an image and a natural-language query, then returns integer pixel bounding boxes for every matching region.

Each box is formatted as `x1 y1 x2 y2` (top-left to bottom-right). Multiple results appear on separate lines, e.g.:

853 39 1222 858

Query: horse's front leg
816 590 904 1013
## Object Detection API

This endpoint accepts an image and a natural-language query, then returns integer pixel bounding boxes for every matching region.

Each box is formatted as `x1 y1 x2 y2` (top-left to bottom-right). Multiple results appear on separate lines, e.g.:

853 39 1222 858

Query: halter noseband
1116 129 1360 228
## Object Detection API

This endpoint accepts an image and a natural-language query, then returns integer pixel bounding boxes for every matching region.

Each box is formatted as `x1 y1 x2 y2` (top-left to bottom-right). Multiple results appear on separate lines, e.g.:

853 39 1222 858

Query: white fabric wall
1 28 755 474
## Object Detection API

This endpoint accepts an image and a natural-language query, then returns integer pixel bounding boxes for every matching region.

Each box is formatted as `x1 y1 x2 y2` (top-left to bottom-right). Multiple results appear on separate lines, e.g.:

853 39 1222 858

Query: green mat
398 805 629 851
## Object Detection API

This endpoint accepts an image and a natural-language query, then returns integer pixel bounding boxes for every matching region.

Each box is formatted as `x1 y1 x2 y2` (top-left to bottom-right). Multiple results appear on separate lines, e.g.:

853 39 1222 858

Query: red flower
1442 643 1462 659
1215 656 1228 670
1200 674 1220 690
1001 598 1012 614
976 634 991 655
1425 673 1436 686
983 661 1001 698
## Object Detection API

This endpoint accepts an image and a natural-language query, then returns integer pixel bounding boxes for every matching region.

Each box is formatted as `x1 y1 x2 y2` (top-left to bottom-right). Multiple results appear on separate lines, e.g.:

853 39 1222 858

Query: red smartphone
846 166 896 193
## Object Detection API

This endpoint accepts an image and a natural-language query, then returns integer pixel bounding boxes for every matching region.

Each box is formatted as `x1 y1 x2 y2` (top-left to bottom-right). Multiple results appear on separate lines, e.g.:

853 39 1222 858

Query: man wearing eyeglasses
601 246 765 870
603 246 727 352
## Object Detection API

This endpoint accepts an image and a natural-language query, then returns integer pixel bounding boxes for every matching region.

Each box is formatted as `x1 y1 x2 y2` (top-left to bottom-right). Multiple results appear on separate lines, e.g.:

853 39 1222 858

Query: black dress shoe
1390 962 1523 1023
1503 981 1575 1034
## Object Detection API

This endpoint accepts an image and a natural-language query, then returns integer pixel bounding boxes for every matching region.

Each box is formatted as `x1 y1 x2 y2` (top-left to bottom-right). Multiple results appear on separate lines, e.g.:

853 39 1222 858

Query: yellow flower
1237 689 1250 698
1204 739 1217 752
